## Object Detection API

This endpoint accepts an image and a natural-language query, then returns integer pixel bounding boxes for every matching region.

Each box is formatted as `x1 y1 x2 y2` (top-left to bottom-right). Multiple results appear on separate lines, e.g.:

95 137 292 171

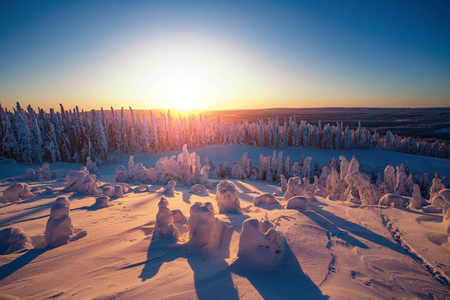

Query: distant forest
0 102 448 165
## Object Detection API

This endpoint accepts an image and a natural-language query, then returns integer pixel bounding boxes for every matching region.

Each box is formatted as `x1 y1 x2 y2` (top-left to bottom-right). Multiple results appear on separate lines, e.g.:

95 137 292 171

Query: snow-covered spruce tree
91 110 108 160
15 110 33 164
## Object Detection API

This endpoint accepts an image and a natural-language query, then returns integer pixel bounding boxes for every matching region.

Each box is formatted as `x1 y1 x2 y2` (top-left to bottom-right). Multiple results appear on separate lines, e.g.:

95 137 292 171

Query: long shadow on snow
303 206 405 254
127 214 241 299
186 219 239 300
0 249 46 281
230 243 328 300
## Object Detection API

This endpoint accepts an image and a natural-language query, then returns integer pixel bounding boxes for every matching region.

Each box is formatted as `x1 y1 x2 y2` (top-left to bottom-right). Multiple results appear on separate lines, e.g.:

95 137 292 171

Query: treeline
0 102 448 165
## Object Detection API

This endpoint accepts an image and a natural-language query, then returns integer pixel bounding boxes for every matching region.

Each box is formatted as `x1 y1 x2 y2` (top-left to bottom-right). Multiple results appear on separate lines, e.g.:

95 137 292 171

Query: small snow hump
2 183 35 202
190 184 208 195
0 227 32 255
285 196 310 211
215 180 242 214
92 196 110 209
237 218 285 270
253 193 279 207
45 197 74 248
378 194 403 208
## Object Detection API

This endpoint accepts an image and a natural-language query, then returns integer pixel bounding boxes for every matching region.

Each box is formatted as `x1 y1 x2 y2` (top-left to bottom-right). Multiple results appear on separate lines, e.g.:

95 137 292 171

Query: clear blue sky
1 0 449 110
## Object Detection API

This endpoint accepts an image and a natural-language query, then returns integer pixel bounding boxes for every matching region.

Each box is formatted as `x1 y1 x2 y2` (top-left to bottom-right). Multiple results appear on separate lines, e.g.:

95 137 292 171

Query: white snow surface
0 145 449 299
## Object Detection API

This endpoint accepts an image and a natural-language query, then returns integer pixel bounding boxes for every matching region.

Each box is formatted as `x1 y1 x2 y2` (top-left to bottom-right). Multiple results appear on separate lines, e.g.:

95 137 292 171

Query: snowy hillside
1 145 449 299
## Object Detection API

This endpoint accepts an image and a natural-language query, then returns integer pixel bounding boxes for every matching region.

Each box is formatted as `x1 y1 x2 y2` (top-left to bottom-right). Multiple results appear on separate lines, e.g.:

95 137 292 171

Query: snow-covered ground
0 145 449 299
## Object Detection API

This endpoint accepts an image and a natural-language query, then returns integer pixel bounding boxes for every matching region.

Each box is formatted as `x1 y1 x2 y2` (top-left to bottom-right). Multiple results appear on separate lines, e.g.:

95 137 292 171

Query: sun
164 70 205 111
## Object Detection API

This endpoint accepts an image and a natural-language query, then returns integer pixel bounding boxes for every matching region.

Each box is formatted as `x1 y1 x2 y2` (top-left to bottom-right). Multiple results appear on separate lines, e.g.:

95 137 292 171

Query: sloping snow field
0 145 449 299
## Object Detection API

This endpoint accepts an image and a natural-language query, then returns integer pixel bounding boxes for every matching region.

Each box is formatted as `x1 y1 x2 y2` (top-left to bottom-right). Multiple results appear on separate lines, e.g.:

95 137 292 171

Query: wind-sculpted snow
186 202 226 251
64 170 101 195
1 183 35 202
154 197 181 241
45 197 74 248
0 227 32 254
215 180 242 214
237 218 285 270
253 193 279 207
285 196 310 211
379 194 403 208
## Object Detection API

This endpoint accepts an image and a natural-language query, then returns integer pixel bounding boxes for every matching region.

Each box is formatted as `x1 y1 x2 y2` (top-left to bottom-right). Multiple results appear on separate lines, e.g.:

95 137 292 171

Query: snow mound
237 218 285 270
186 202 225 251
285 196 310 211
45 197 74 248
102 186 114 197
113 185 124 198
135 184 148 192
253 193 279 207
64 170 101 195
172 209 187 224
284 177 306 201
116 183 132 193
215 180 242 214
91 196 110 209
190 184 208 195
379 194 403 208
2 183 35 202
0 227 32 255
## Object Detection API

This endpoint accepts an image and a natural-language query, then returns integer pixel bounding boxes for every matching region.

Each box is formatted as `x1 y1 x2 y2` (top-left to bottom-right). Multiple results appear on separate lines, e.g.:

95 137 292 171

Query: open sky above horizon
1 0 450 111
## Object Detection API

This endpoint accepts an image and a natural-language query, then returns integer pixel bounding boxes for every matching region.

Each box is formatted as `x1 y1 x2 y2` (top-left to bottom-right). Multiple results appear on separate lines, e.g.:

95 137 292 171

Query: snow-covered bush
430 175 446 199
153 197 180 240
164 180 177 196
285 196 309 211
64 170 101 195
0 227 32 254
395 164 407 195
86 156 99 175
186 202 225 251
190 184 209 195
357 173 378 205
91 196 110 209
280 174 287 192
379 194 403 208
231 163 246 180
237 218 285 270
116 183 132 193
115 166 128 182
112 185 124 198
2 183 35 202
284 177 306 201
253 193 279 207
215 180 242 214
409 184 423 210
41 162 51 181
45 197 74 248
431 189 450 211
102 186 114 197
135 184 148 192
155 197 173 228
326 169 341 200
25 168 35 180
383 165 396 194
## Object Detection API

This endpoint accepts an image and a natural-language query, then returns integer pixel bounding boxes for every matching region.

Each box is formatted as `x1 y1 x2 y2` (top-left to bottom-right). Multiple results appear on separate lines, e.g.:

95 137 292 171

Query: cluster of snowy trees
1 102 448 165
116 144 447 204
